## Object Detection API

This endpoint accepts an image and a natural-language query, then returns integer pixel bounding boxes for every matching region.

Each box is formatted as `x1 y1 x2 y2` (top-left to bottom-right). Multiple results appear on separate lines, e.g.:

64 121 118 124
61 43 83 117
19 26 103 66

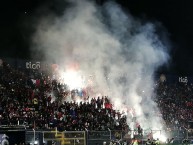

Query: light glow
76 97 83 105
153 132 167 142
112 98 122 110
60 70 85 90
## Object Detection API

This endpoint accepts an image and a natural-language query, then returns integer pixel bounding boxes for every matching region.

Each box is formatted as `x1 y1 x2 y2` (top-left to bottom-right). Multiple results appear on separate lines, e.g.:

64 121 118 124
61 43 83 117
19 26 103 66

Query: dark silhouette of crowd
0 59 193 134
0 60 128 132
155 81 193 130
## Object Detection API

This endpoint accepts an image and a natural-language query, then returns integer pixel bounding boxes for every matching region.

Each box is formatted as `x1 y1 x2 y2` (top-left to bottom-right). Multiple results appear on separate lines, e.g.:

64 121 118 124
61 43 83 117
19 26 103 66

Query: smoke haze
31 0 169 130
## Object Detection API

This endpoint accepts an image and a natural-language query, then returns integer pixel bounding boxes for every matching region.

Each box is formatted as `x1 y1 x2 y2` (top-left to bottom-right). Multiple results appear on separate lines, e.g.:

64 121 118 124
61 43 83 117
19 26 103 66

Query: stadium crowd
0 59 192 134
155 81 193 131
0 60 128 132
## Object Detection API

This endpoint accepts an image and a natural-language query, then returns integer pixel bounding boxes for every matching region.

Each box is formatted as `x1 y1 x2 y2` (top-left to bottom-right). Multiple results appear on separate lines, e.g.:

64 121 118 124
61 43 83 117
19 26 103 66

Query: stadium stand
0 59 193 144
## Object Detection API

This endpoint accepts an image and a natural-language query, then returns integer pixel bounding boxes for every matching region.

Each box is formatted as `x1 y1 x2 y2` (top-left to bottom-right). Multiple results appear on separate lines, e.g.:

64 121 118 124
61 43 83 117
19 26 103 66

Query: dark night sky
0 0 193 75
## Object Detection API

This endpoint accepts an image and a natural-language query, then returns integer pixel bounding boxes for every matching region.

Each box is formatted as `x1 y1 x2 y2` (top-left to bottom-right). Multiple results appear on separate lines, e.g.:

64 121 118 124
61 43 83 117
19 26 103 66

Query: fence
25 130 86 145
0 127 193 145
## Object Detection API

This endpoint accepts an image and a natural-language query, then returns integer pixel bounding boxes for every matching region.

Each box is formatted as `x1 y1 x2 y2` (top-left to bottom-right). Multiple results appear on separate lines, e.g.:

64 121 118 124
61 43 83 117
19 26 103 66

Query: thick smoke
32 0 169 132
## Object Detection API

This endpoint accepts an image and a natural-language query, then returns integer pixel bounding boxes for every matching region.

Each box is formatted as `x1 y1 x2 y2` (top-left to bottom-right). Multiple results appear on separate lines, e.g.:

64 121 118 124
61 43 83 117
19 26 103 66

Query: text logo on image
26 62 41 69
179 77 188 83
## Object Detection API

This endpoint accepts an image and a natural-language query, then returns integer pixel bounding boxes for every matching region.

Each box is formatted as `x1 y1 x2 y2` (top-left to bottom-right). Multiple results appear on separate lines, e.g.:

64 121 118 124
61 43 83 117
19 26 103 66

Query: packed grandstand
0 58 193 144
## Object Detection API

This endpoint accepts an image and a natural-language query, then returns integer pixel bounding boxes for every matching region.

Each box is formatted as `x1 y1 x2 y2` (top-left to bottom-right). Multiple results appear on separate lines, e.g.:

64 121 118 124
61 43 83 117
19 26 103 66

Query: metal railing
0 126 192 145
26 130 86 145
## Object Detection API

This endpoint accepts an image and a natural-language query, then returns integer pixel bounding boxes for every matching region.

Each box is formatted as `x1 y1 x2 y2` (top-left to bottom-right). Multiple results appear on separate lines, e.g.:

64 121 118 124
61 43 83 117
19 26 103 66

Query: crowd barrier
25 130 86 145
0 126 193 145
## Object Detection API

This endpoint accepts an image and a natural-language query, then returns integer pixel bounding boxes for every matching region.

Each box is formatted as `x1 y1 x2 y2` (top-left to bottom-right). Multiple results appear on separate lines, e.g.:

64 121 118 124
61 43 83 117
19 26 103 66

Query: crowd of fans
0 59 193 134
155 81 193 131
0 60 128 132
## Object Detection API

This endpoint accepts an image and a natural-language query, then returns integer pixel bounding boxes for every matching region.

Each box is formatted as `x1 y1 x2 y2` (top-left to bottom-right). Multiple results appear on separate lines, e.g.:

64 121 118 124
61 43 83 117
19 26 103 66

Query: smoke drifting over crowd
32 0 169 132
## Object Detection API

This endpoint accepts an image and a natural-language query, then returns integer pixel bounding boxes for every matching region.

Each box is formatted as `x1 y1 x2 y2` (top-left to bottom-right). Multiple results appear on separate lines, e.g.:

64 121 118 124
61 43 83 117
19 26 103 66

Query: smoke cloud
31 0 169 131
